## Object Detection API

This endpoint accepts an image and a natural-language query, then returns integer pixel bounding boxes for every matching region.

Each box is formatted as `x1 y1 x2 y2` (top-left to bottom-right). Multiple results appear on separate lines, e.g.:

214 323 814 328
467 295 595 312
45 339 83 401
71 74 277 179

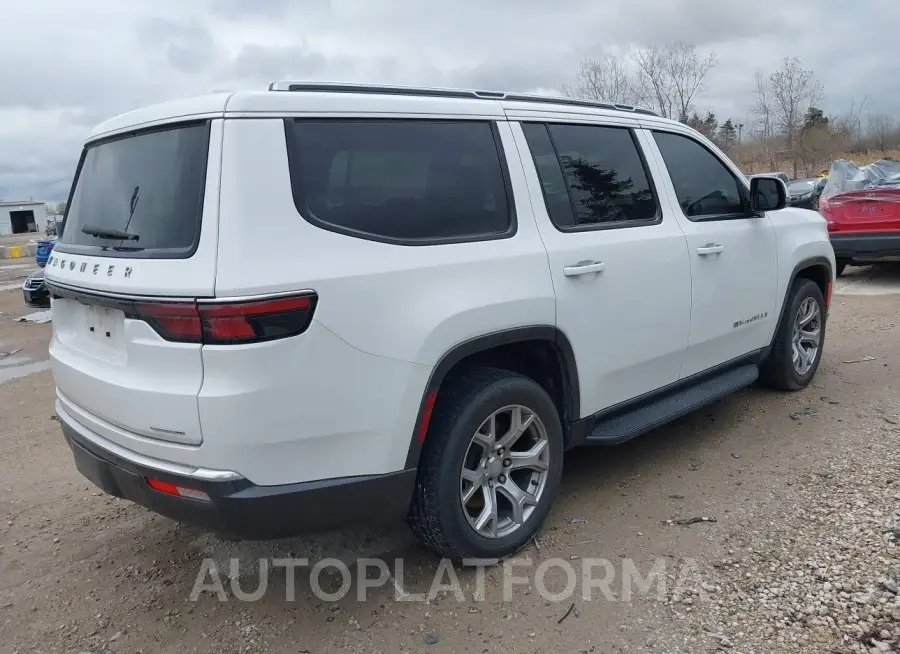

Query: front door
640 128 778 379
511 120 692 417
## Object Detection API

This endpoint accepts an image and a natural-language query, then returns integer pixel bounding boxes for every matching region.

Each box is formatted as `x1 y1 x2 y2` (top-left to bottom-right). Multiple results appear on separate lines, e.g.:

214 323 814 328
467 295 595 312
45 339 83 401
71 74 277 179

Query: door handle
697 243 725 256
563 261 606 277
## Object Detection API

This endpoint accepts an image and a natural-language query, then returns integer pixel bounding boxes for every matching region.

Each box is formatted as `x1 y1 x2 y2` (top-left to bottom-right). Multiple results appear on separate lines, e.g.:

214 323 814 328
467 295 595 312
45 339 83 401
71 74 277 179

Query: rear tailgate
46 119 221 449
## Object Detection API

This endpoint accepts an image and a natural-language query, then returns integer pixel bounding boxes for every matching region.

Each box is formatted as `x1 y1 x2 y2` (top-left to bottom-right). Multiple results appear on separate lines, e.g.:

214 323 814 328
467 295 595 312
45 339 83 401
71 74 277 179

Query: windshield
788 180 815 193
58 122 210 258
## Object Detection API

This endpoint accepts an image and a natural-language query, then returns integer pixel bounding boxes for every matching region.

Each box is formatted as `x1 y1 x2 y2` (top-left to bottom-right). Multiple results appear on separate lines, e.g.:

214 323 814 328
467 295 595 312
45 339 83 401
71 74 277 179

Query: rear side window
285 119 514 243
59 122 210 258
652 131 746 219
521 122 658 229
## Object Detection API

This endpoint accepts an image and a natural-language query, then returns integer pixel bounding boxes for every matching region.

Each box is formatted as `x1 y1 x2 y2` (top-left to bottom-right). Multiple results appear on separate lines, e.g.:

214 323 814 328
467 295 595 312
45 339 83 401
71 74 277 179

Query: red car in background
819 158 900 276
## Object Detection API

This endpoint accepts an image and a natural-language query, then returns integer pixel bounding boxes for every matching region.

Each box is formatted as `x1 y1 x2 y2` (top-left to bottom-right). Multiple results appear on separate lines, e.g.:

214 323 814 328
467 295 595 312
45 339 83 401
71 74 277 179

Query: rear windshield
285 119 513 244
58 122 210 258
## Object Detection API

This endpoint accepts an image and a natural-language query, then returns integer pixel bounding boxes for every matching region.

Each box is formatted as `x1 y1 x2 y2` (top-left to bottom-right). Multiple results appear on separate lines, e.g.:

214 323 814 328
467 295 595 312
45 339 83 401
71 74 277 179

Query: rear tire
760 279 826 391
408 367 564 561
835 261 848 277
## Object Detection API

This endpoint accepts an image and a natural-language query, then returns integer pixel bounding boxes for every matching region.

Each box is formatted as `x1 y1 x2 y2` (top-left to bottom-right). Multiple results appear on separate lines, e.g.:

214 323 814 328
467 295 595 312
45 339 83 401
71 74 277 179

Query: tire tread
408 367 558 560
760 278 825 391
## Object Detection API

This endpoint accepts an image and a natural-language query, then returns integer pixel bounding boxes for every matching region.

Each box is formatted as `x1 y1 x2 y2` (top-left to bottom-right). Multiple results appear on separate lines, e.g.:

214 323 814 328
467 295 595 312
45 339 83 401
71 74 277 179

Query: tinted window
523 123 656 228
520 123 576 227
285 120 512 242
59 123 209 257
653 131 745 218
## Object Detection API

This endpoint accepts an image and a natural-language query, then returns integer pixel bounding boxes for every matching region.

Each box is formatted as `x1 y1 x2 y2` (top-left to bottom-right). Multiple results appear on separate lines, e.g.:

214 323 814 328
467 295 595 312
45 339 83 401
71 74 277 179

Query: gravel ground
661 415 900 653
0 263 898 653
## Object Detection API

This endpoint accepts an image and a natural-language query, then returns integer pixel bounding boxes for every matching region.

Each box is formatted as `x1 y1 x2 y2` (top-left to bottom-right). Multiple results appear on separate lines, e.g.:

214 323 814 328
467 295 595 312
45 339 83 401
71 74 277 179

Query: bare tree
751 73 772 139
796 124 835 177
665 42 718 121
566 43 716 119
767 57 823 177
630 43 716 119
867 112 897 151
750 72 777 170
832 96 870 152
45 202 67 216
632 46 677 117
563 55 636 105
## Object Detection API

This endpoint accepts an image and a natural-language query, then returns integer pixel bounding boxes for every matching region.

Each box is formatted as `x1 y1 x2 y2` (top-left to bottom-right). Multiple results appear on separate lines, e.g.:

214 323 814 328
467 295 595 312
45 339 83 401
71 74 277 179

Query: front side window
652 131 746 219
522 122 657 229
285 119 513 243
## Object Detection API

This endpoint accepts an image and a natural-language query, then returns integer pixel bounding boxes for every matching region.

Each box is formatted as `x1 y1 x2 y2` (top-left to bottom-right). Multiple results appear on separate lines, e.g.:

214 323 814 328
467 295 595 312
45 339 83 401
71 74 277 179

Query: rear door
511 119 692 416
46 120 221 447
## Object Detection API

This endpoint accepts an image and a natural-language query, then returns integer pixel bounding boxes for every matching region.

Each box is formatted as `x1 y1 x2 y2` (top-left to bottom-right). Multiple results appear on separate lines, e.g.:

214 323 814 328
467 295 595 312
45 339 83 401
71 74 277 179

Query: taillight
130 293 317 344
136 302 203 342
200 295 316 344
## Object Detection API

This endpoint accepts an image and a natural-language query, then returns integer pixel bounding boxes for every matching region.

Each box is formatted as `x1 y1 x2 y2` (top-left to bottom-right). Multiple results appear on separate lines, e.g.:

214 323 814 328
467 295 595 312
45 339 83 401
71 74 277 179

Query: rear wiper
81 225 140 241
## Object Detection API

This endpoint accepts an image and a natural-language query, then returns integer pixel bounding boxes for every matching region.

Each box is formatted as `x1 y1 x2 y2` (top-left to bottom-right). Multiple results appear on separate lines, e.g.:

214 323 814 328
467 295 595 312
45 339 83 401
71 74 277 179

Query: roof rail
266 81 660 117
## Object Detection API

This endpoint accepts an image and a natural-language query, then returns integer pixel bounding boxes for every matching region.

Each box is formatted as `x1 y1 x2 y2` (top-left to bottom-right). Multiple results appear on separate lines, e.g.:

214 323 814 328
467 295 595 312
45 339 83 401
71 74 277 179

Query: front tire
760 279 826 391
408 367 564 561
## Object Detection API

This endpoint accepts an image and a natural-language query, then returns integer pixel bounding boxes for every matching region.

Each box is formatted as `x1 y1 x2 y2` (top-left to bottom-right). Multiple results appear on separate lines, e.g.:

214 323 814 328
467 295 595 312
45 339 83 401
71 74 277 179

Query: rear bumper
829 232 900 262
59 413 417 539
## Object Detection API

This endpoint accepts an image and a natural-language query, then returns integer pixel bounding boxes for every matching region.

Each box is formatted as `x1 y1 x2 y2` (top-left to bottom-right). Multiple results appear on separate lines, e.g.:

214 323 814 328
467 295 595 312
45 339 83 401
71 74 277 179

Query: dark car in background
748 172 790 186
787 177 827 210
22 268 50 308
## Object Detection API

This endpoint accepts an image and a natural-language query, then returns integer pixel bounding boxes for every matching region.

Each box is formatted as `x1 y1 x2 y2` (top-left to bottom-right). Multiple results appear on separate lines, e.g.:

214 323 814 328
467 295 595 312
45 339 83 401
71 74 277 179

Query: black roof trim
267 81 660 117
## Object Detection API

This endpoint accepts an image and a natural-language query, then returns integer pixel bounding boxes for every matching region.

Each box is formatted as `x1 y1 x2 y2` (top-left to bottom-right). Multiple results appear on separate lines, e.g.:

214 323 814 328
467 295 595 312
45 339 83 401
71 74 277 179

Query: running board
584 364 759 445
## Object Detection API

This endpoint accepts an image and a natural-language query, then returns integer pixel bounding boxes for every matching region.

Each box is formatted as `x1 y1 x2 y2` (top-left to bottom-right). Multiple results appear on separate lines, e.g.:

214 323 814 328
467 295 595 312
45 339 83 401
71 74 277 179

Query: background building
0 201 47 236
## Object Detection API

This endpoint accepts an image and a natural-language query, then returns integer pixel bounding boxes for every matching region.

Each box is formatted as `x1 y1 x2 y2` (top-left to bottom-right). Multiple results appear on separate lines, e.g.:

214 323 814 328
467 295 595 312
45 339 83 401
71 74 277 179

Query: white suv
45 82 835 560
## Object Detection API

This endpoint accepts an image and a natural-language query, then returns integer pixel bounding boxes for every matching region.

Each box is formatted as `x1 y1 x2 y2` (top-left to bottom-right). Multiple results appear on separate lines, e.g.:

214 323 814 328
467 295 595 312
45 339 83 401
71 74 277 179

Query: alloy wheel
791 296 821 376
459 405 551 539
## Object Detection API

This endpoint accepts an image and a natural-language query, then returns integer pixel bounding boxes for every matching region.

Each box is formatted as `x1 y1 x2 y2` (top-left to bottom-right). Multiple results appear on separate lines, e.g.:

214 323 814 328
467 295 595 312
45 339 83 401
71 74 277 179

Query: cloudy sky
2 0 898 202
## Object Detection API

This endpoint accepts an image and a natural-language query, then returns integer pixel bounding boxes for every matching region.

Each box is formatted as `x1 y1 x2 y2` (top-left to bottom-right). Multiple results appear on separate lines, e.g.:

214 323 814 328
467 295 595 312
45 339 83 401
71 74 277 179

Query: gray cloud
1 0 898 202
138 18 221 74
210 0 330 19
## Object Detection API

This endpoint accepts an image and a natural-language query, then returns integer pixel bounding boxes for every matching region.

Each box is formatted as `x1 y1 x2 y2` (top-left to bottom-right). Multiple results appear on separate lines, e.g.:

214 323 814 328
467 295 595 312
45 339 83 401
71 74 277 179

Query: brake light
136 302 203 342
131 293 317 344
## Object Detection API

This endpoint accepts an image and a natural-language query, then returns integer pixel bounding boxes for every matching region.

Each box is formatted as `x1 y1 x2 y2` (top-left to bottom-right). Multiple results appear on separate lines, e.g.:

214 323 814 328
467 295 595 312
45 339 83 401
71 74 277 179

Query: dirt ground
0 262 898 654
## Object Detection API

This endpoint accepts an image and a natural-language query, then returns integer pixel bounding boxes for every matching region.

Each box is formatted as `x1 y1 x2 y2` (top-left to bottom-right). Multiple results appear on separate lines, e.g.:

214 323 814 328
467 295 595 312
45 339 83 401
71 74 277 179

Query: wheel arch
403 326 580 469
772 255 833 343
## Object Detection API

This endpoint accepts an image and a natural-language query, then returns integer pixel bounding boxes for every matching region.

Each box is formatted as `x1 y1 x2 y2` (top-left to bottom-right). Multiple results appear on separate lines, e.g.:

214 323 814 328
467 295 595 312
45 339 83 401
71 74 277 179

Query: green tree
802 106 829 132
684 111 718 140
718 119 738 149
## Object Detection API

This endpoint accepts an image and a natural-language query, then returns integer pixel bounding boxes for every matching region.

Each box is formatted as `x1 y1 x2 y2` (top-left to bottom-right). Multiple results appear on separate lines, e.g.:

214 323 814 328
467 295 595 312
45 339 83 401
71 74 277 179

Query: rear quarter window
57 121 210 259
284 119 515 244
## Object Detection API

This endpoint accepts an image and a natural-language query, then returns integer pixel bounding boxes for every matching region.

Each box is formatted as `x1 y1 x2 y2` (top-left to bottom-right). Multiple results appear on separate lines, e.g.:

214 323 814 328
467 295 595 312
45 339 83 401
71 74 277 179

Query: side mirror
750 176 787 212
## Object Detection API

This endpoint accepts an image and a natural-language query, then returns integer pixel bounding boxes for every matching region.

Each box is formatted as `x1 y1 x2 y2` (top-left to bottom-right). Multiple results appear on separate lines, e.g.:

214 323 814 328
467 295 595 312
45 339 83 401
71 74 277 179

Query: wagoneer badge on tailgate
48 255 132 279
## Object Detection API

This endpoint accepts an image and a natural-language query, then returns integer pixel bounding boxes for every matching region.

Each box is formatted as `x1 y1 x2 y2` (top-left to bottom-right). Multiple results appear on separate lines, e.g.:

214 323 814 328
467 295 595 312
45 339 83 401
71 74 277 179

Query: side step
584 364 759 445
